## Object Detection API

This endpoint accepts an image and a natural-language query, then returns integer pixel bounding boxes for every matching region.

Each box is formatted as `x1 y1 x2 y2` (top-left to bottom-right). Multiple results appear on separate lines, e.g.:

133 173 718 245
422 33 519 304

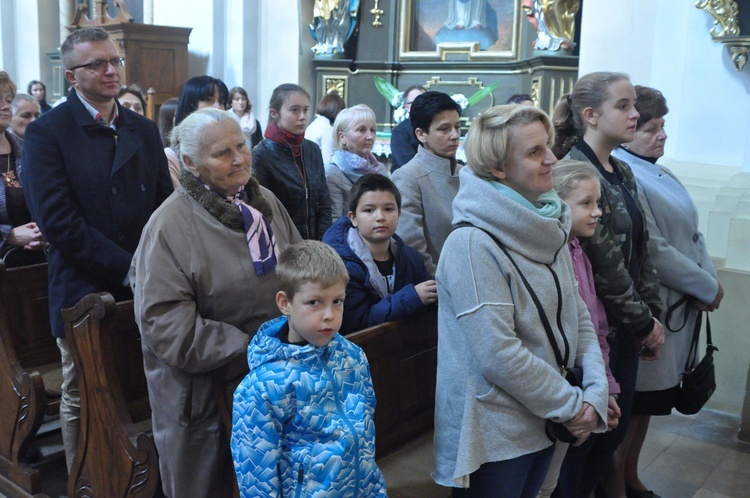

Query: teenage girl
552 72 665 498
252 84 331 240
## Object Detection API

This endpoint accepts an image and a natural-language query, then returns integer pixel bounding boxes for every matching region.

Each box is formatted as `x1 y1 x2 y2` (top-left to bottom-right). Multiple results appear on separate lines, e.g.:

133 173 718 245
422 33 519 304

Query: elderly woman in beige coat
131 108 301 498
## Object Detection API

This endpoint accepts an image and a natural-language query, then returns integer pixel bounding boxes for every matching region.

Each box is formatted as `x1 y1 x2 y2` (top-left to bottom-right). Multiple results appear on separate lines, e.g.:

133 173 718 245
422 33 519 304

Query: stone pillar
60 0 75 43
143 0 153 24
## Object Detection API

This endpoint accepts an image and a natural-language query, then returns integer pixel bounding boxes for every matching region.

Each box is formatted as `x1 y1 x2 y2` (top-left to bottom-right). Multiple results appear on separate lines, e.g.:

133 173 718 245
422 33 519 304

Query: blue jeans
453 445 555 498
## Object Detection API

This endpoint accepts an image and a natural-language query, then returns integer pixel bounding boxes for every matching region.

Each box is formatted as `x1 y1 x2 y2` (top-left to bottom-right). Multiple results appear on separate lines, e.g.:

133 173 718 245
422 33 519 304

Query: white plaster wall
153 0 215 77
0 1 42 90
152 0 300 131
580 0 750 171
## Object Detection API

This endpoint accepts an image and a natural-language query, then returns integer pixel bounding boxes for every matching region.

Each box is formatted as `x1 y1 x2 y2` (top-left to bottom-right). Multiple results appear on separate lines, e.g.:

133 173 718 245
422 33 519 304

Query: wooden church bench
62 293 162 498
347 307 438 458
0 261 60 498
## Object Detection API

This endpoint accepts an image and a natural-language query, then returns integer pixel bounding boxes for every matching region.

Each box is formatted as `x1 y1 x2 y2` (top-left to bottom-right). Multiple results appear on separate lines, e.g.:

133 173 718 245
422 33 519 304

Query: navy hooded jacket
323 216 432 334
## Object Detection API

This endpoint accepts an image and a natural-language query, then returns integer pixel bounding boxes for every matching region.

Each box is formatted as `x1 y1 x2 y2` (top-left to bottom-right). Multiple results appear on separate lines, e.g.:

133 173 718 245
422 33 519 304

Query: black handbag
454 223 582 443
674 311 717 415
0 245 47 268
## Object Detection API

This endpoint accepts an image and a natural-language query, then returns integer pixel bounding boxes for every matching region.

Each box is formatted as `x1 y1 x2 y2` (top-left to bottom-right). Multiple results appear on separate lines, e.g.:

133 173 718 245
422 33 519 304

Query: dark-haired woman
305 91 346 164
611 85 722 498
165 76 229 187
229 86 262 147
552 72 664 498
28 80 52 114
117 84 146 116
252 83 331 240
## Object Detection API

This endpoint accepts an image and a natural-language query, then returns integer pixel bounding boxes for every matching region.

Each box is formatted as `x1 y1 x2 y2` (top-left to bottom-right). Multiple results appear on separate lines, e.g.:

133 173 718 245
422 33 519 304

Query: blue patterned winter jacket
231 316 387 497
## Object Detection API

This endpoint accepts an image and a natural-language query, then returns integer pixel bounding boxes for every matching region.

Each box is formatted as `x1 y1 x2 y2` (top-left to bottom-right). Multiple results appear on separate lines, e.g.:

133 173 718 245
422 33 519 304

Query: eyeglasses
69 57 126 72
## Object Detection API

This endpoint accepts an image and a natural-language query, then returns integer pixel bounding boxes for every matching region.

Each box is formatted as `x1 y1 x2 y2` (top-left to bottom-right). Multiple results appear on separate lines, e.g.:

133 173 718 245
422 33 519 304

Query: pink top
569 238 621 395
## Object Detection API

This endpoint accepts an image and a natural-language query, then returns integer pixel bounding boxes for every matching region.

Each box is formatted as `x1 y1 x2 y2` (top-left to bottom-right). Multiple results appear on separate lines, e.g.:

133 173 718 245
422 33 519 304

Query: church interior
0 0 749 497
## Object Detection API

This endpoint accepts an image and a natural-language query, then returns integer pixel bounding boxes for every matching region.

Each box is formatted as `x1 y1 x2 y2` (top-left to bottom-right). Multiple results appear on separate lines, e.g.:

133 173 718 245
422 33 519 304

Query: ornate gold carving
723 38 750 71
530 78 541 108
524 0 580 52
695 1 748 71
695 0 740 37
371 0 384 28
324 76 348 104
730 45 748 71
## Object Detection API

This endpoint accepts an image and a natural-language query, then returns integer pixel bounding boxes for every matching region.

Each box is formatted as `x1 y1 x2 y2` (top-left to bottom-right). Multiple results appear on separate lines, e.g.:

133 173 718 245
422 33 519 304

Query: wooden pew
347 307 438 458
62 291 437 497
62 293 161 498
0 261 60 498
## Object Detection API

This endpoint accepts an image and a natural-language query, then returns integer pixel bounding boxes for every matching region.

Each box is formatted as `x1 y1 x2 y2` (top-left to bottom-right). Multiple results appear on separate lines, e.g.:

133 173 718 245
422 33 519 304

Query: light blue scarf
489 180 563 219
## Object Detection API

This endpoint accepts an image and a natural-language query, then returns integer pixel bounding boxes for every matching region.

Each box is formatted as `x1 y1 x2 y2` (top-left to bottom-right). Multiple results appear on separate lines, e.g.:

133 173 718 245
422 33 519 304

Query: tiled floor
379 409 750 498
5 409 747 497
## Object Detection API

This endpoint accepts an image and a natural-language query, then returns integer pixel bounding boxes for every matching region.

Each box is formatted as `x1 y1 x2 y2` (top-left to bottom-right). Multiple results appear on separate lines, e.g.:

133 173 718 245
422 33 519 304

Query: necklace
3 154 9 185
2 153 18 187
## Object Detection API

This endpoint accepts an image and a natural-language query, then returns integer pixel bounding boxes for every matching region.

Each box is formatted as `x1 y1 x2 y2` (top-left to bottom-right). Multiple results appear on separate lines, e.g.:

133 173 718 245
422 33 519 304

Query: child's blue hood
247 315 343 371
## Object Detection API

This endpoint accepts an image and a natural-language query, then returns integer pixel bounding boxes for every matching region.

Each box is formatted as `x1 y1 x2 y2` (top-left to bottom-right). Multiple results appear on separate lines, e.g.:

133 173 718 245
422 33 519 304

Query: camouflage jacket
565 145 663 338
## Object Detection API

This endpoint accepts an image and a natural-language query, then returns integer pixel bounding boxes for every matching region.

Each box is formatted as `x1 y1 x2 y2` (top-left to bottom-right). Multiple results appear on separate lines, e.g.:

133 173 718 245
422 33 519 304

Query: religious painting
399 0 519 60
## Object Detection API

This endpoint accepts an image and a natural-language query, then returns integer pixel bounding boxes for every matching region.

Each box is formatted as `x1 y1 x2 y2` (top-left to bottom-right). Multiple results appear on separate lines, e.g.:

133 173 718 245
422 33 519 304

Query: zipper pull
298 465 304 483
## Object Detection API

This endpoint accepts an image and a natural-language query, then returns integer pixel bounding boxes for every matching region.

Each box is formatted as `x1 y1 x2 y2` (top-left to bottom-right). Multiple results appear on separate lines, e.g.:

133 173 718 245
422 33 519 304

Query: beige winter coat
131 176 301 497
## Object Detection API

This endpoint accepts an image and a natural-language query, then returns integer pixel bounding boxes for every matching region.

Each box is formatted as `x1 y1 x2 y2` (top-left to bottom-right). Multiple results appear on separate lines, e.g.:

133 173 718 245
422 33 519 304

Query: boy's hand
415 280 437 305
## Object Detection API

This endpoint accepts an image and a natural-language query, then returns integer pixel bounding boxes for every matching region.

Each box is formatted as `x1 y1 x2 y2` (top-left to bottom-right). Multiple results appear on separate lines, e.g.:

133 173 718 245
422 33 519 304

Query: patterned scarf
332 150 381 181
180 169 278 275
233 193 279 276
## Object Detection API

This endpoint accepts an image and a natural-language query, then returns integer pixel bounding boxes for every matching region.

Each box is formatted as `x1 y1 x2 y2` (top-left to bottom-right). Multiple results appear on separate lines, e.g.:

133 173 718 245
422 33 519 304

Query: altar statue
309 0 360 57
523 0 580 52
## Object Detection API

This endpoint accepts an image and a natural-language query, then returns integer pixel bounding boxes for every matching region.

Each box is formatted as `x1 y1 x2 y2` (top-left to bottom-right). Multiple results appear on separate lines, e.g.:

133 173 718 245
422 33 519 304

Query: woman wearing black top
1 72 47 266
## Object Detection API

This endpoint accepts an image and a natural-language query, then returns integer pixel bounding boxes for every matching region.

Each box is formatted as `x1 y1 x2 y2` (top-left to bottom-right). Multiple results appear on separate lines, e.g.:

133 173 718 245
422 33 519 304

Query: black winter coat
252 138 331 240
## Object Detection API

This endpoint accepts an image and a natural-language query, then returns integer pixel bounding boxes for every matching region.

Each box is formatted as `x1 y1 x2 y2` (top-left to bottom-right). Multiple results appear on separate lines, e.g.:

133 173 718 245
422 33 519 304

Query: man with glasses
21 27 172 471
389 84 425 172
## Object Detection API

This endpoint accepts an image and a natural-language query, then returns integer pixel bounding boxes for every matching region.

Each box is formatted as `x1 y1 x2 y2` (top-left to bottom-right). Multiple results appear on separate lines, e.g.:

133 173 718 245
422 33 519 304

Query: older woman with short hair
433 104 608 497
325 104 389 223
131 108 301 498
611 85 723 498
10 93 41 138
0 72 47 266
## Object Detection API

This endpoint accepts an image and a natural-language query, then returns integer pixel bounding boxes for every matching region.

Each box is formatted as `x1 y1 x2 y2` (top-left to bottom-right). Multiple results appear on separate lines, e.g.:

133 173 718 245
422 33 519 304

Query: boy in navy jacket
323 174 436 333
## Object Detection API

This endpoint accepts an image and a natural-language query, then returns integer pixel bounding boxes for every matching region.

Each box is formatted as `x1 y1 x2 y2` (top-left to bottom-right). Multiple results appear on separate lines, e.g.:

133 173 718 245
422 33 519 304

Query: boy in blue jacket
322 174 437 334
231 240 386 497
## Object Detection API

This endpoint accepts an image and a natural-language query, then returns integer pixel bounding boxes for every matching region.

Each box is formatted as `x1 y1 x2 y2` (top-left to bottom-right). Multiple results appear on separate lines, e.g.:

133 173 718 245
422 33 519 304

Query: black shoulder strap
452 222 569 371
664 295 690 332
684 311 717 370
